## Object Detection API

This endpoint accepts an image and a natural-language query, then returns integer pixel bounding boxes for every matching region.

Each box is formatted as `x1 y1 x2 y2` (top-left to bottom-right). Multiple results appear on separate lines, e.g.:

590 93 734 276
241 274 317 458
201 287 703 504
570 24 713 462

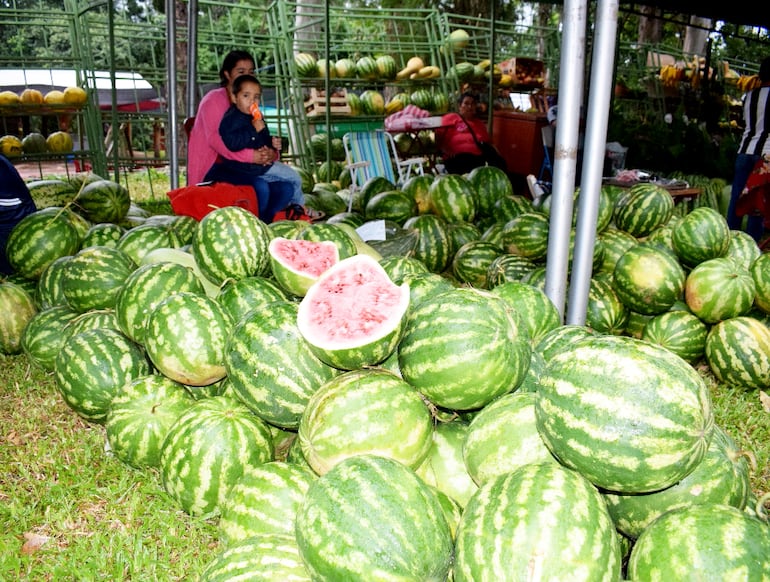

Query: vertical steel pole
186 0 198 118
166 0 179 189
567 0 620 325
543 0 587 321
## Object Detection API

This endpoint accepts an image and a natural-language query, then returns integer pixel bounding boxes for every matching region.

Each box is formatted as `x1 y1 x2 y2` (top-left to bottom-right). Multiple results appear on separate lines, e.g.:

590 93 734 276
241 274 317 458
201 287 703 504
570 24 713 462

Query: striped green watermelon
375 54 397 80
627 504 770 580
62 309 122 340
585 276 629 335
400 272 454 311
294 52 317 77
25 178 78 209
671 206 730 267
20 304 79 370
74 179 131 224
355 56 379 80
54 327 152 423
685 257 755 323
398 287 531 410
200 533 310 582
334 57 356 78
612 242 686 315
400 174 434 215
60 246 136 313
364 190 417 225
429 174 477 223
298 368 433 475
725 229 761 270
409 88 433 110
463 392 557 487
466 165 512 218
0 282 37 354
641 309 709 364
499 211 550 261
159 395 274 516
225 300 337 429
359 89 384 115
604 425 751 539
116 222 184 264
402 214 451 273
267 237 339 298
624 309 655 339
705 315 770 390
453 463 622 581
355 176 396 213
215 276 287 324
218 461 316 545
490 281 561 344
536 334 714 493
378 255 429 283
613 183 674 237
5 209 81 279
140 247 219 298
750 252 770 314
493 194 534 223
596 226 638 275
415 420 478 508
144 292 233 386
295 454 453 581
298 222 358 260
296 255 409 370
115 262 205 344
81 222 125 249
485 253 538 288
521 265 547 292
451 240 502 288
445 221 482 258
191 206 271 285
518 349 546 393
105 373 195 469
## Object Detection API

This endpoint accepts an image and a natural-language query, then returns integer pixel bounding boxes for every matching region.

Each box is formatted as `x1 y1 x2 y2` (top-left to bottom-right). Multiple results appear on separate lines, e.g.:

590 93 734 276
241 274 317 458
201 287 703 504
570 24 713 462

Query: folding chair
343 130 426 211
538 124 554 184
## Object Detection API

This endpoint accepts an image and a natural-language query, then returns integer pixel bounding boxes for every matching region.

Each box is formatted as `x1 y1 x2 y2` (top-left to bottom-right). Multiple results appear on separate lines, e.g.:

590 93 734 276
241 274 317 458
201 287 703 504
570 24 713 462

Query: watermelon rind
267 237 339 298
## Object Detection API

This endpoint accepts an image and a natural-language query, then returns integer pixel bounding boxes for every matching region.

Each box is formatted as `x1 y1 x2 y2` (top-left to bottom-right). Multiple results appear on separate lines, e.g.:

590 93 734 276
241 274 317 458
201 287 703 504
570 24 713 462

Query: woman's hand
253 146 274 165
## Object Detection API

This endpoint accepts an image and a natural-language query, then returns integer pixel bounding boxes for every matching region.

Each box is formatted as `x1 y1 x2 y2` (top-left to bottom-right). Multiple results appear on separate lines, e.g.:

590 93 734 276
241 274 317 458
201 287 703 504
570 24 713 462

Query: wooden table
603 179 702 204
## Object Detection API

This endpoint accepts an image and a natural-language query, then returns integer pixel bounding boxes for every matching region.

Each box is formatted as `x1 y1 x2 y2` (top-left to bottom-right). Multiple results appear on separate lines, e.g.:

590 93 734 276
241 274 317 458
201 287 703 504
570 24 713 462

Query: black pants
444 153 488 175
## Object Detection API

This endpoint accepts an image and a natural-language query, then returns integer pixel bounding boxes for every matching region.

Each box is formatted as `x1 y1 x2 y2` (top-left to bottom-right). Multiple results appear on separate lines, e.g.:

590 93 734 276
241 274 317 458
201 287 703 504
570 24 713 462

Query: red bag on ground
167 182 258 221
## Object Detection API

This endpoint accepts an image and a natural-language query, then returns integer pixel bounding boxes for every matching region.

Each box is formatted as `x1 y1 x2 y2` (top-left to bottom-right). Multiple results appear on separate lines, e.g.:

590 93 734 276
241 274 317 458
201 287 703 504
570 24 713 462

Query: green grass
0 356 220 581
1 350 768 579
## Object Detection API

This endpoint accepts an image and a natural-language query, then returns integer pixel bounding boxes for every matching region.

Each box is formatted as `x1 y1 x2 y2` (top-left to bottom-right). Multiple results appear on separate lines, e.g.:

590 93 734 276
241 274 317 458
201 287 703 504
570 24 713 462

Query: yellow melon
63 86 88 107
20 88 44 105
43 90 66 105
46 131 74 153
0 91 21 106
0 135 23 158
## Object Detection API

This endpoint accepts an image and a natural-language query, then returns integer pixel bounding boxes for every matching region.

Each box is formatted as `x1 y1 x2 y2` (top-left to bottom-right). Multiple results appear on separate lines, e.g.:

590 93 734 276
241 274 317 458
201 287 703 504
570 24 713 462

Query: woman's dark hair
457 91 477 106
760 57 770 83
219 50 256 86
231 74 261 95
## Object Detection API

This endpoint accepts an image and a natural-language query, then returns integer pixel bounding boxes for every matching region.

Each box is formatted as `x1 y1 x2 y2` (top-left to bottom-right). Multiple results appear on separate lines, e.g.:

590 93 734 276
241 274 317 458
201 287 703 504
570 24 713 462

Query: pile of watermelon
1 165 769 580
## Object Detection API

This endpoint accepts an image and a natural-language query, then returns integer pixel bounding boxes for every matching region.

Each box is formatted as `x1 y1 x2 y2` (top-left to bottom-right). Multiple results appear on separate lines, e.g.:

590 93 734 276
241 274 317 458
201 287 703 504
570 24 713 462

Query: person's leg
261 161 305 205
727 153 761 230
262 182 295 223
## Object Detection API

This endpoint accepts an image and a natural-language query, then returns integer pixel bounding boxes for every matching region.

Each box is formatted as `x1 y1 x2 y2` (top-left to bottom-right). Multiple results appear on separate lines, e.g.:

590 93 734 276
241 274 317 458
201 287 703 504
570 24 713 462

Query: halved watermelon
296 254 409 370
268 237 339 298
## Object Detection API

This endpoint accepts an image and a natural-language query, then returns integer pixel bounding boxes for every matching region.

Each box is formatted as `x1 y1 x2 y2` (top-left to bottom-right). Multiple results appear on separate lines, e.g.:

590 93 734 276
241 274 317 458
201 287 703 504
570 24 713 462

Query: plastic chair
343 130 426 211
538 124 554 183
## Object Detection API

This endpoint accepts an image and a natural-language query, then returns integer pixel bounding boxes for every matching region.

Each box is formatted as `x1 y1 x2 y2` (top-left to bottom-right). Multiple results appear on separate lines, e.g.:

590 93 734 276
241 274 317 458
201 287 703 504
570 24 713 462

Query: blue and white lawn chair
342 130 426 211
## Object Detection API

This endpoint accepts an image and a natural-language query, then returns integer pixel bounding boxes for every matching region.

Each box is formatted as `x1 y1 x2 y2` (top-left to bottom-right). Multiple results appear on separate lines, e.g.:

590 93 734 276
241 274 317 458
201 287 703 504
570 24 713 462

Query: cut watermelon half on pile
296 254 410 370
268 237 340 297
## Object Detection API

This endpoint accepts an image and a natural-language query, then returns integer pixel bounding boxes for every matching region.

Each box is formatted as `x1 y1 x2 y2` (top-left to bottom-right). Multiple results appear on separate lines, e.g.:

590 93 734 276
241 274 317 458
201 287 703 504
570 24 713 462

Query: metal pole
567 0 619 325
166 0 179 189
543 0 587 321
186 0 198 118
107 0 119 182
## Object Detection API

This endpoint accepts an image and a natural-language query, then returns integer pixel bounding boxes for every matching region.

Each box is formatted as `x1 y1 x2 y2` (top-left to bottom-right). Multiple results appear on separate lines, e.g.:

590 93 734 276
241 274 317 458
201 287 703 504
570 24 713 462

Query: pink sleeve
197 90 255 164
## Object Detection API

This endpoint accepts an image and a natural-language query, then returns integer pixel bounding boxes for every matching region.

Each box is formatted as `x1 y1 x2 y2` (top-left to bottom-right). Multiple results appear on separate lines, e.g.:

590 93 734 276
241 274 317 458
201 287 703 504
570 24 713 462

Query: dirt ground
15 159 77 181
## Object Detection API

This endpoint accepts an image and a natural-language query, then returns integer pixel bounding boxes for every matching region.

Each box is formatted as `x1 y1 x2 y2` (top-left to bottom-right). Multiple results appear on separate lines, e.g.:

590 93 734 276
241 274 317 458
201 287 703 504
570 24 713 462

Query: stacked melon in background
0 86 87 157
0 165 769 580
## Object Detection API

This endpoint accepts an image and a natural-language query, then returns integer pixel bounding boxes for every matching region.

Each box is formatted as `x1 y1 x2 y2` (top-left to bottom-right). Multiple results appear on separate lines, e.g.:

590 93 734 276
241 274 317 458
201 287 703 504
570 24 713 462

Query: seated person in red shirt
436 92 505 174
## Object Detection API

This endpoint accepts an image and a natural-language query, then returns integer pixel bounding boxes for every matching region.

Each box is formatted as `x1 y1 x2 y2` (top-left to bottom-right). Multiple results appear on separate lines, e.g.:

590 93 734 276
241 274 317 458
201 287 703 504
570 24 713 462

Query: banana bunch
737 74 762 93
659 64 683 88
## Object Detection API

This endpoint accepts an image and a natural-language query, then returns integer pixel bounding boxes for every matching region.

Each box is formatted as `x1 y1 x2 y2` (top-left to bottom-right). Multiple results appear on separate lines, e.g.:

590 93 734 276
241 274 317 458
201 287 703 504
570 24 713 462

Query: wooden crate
304 88 351 117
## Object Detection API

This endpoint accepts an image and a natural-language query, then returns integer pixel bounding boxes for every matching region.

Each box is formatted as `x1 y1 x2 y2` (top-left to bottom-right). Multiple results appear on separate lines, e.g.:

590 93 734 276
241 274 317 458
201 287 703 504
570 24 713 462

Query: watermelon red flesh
270 238 338 278
299 256 408 348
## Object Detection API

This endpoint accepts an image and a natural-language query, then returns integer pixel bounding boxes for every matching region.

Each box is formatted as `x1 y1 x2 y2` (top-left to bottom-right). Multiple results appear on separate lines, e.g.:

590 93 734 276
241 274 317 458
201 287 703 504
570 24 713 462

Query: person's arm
220 111 271 152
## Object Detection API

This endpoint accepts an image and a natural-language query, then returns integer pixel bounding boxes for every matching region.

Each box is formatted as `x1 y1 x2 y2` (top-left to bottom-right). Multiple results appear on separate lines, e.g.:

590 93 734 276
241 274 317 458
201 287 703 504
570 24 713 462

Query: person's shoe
272 204 325 223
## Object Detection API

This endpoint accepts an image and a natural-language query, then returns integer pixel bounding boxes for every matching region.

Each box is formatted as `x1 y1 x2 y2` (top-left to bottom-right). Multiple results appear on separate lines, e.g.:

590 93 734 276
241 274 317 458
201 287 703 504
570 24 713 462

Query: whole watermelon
535 334 714 493
0 282 38 354
75 179 131 223
6 209 81 280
